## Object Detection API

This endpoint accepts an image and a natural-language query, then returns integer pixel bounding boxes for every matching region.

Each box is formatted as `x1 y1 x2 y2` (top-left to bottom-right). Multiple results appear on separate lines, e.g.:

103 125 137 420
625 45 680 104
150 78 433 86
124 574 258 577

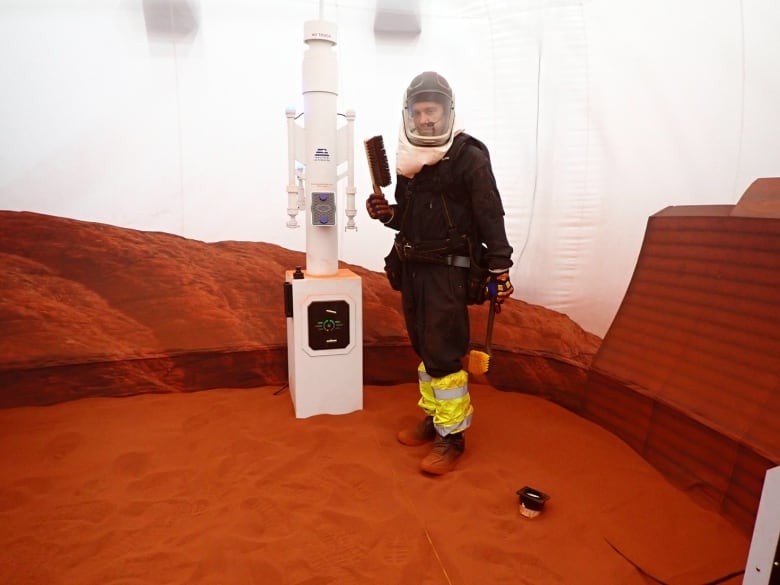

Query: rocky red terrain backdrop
0 210 600 408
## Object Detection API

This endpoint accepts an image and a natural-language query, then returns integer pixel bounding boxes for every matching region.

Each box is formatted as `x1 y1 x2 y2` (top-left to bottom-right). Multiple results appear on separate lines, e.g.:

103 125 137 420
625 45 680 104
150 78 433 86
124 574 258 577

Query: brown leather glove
366 192 393 222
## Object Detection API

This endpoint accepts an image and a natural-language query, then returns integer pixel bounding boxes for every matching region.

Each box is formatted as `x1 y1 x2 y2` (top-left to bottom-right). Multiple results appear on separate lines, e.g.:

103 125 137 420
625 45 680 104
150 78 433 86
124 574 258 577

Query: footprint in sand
180 403 231 432
0 486 29 512
113 451 151 477
13 476 53 495
0 478 54 512
52 499 115 524
44 431 82 462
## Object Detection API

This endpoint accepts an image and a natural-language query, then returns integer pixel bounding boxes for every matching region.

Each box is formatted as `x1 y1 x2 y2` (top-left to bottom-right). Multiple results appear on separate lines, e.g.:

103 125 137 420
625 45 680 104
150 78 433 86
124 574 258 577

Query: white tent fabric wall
0 1 779 337
483 0 780 336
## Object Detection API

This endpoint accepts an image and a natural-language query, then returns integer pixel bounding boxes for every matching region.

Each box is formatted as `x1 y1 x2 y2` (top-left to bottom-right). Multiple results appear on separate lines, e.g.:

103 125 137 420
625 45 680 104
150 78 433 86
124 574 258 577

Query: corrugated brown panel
583 372 770 533
643 403 739 505
583 206 780 533
723 447 776 533
582 370 654 454
593 211 780 456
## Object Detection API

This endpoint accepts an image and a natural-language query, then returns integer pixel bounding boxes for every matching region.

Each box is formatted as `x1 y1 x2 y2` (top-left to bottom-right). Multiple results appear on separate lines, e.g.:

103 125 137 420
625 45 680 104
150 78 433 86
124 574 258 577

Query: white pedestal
285 268 363 418
744 465 780 584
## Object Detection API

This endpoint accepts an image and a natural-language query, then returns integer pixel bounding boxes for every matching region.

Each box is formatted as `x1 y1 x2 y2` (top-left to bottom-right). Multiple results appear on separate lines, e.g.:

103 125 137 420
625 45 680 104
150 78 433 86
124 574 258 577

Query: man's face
410 100 446 137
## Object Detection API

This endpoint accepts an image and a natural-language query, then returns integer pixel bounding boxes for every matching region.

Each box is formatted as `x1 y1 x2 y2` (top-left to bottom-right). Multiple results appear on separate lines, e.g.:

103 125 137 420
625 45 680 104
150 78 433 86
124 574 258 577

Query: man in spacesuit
366 71 515 475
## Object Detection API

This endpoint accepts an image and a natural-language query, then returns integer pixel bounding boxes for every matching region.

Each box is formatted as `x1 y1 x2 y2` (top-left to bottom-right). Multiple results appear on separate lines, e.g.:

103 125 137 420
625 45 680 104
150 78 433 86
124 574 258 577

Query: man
366 71 515 475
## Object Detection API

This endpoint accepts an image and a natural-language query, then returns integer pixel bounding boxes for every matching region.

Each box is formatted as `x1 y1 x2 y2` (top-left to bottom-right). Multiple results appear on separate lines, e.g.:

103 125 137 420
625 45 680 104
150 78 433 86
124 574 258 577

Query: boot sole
397 432 435 447
420 460 458 475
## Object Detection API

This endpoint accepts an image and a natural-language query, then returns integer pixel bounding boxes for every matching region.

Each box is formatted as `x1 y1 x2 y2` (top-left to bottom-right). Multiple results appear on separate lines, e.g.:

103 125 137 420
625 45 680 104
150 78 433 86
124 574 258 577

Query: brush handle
484 297 497 355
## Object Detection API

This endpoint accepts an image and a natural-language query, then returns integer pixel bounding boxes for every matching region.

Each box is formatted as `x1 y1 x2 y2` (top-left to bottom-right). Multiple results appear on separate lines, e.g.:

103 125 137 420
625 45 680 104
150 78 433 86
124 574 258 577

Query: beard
418 122 439 136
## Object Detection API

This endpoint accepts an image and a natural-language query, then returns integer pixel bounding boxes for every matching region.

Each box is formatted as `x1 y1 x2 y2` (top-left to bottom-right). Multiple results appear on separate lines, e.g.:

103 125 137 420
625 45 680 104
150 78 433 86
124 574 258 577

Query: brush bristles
364 135 392 188
466 349 491 376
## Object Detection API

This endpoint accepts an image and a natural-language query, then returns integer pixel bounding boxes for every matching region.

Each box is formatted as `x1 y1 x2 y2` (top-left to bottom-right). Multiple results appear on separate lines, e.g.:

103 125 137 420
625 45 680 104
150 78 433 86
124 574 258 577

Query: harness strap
395 133 485 270
394 237 471 268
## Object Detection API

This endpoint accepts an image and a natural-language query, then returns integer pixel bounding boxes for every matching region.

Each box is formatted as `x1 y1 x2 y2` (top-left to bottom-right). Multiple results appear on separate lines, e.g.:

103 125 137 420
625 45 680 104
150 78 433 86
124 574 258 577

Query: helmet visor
403 92 454 147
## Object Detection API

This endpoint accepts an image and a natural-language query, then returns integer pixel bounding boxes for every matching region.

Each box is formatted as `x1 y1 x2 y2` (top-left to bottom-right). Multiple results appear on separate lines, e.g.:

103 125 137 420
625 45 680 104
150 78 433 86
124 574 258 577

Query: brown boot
420 432 465 475
397 415 436 446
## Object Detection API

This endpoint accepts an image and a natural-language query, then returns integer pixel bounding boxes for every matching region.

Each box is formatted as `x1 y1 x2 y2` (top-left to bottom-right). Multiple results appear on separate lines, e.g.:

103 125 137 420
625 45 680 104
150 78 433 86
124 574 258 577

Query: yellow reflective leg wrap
417 362 436 416
430 369 473 436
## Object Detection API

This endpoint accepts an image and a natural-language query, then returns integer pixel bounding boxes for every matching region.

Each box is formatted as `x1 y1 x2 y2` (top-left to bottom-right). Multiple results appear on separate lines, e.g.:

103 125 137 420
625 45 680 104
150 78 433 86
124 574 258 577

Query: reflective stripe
417 362 432 383
417 362 435 415
433 384 469 400
430 369 473 434
431 369 469 400
436 412 473 436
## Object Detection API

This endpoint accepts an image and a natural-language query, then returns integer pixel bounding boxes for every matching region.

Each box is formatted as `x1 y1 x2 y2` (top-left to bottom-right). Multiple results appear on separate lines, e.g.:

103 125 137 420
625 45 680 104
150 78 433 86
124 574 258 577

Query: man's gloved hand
485 271 514 304
366 192 393 222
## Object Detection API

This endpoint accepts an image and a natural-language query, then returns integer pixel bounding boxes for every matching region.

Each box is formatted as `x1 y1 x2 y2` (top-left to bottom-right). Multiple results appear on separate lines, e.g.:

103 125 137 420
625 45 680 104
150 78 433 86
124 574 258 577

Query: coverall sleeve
465 149 514 272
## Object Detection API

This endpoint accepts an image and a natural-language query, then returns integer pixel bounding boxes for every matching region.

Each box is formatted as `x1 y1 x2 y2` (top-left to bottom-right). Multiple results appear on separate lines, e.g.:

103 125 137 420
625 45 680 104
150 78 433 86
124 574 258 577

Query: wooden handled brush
364 135 392 194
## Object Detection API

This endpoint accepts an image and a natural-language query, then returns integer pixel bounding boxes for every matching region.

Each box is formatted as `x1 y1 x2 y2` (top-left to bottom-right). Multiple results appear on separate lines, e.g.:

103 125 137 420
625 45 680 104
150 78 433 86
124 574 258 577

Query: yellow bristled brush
467 297 497 376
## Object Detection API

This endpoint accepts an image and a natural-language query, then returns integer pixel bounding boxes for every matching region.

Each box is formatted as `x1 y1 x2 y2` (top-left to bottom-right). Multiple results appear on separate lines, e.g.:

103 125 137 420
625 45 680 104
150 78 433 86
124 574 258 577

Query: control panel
307 300 349 350
311 191 336 226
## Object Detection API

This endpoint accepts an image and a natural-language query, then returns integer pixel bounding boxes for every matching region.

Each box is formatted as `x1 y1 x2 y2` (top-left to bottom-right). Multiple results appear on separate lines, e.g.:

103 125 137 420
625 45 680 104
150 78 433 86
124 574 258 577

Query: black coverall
383 132 514 378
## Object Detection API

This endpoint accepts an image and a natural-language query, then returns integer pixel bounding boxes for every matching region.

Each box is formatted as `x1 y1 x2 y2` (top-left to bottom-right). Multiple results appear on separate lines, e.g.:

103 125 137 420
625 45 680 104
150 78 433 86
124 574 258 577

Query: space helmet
402 71 455 147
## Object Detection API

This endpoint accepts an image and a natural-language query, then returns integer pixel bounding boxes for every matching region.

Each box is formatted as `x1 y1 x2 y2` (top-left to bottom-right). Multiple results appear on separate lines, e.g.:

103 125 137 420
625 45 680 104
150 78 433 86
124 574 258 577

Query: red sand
0 383 749 585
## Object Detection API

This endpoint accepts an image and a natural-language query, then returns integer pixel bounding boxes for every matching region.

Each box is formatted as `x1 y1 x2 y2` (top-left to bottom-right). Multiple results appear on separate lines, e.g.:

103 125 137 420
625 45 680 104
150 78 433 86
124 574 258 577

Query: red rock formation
0 210 600 408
